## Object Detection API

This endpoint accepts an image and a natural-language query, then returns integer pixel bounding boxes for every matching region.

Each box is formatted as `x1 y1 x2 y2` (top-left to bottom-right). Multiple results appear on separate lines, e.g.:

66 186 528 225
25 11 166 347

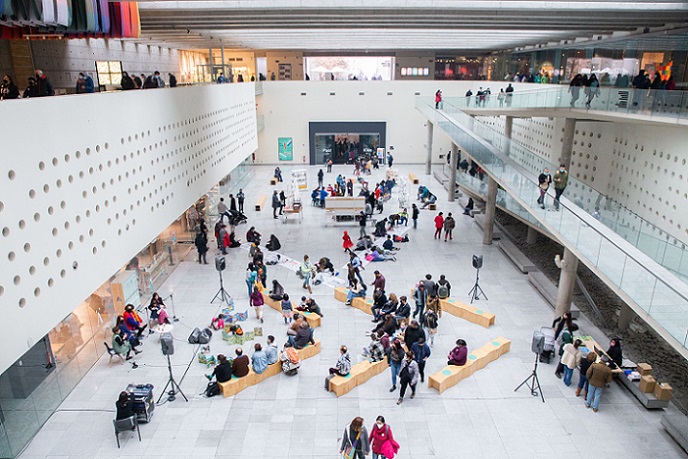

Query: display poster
377 147 386 159
278 137 293 161
291 169 308 190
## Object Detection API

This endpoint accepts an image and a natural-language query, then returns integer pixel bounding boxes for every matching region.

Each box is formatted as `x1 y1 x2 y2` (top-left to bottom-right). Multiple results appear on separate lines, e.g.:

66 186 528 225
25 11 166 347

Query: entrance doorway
309 122 386 165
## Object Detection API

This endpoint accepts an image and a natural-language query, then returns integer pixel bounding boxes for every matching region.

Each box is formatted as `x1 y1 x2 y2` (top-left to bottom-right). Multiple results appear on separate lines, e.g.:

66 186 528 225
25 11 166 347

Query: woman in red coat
369 416 400 459
342 231 354 253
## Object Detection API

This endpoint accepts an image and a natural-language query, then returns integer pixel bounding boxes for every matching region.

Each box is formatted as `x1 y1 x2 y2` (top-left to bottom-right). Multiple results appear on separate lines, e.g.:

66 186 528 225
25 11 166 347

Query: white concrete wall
29 38 181 90
0 84 257 374
255 80 506 166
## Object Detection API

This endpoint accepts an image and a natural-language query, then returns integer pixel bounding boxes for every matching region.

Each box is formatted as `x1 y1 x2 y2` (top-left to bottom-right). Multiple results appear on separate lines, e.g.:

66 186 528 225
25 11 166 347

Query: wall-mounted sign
278 137 293 161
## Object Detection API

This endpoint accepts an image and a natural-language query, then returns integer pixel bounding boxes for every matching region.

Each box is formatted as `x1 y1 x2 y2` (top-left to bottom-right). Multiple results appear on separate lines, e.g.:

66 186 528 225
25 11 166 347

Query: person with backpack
437 275 451 299
369 416 400 459
279 343 301 376
325 345 352 390
423 309 439 346
443 212 456 241
249 286 265 323
340 417 370 459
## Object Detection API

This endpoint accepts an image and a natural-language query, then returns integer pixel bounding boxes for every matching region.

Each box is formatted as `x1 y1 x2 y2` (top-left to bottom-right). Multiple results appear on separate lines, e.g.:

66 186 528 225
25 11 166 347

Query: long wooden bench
255 194 268 211
329 358 388 397
218 340 321 398
409 172 419 185
261 292 322 328
333 287 372 315
440 298 495 328
497 239 537 274
428 336 510 394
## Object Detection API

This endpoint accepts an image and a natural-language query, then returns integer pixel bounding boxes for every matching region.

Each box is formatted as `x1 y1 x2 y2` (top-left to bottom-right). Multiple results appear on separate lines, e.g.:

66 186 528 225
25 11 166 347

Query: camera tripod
514 353 545 403
211 270 232 306
157 354 187 403
467 267 487 304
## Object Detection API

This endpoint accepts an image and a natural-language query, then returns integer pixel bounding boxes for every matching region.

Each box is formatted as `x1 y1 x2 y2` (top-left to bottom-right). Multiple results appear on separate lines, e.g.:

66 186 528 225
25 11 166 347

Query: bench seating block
218 340 321 398
428 336 510 394
270 178 277 185
255 194 268 211
329 359 388 397
261 293 321 328
333 288 372 315
302 311 322 328
409 172 419 185
440 298 495 328
334 287 349 302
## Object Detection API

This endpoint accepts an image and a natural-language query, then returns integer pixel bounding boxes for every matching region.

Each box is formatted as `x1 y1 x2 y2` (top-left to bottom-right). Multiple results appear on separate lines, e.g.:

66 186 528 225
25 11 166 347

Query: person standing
585 360 613 412
423 309 439 346
237 189 245 213
388 339 404 392
249 286 265 323
412 283 426 319
168 73 177 87
349 252 365 286
327 158 333 173
34 69 54 97
369 416 400 459
552 164 568 210
152 71 166 88
371 270 386 293
537 167 552 209
443 212 455 241
229 194 237 212
272 190 281 219
397 351 420 405
433 212 444 239
412 203 419 229
560 339 582 386
0 75 20 100
435 89 442 109
576 351 596 398
359 211 368 240
76 72 95 93
505 83 514 106
568 74 583 107
194 231 208 264
387 152 394 168
340 417 370 459
317 169 324 188
555 322 578 378
342 231 354 253
411 336 431 383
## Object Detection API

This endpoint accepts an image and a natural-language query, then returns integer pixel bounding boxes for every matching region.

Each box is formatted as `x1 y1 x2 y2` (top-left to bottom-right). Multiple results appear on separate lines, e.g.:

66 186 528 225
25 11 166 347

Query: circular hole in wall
8 251 15 261
47 278 54 287
23 243 30 253
28 266 35 275
60 269 66 278
8 170 16 180
18 298 26 308
13 275 20 285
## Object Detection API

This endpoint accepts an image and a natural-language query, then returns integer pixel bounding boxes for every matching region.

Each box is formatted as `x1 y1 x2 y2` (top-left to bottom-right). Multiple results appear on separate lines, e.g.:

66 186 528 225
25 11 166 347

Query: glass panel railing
437 98 688 283
417 97 688 352
444 87 688 123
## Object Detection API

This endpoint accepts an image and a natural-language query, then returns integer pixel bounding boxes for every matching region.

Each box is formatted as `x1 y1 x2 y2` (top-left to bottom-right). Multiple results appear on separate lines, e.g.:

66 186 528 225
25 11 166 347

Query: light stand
157 354 188 403
169 293 179 322
211 270 232 306
468 267 487 303
514 353 545 403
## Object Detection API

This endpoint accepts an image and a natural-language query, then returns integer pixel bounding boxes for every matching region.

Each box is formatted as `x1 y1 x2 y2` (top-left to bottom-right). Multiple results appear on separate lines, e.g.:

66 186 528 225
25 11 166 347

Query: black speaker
472 254 483 270
531 331 544 354
215 255 226 272
161 332 174 355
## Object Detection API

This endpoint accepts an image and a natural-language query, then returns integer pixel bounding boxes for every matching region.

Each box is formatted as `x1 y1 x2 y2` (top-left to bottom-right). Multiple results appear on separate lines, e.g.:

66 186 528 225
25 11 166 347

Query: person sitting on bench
298 296 324 317
206 354 233 382
289 321 315 349
447 339 468 366
345 278 367 305
421 193 437 209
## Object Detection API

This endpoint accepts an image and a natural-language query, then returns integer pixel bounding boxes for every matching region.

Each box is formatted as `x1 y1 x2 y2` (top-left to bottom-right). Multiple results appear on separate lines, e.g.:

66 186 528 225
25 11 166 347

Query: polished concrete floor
18 165 687 459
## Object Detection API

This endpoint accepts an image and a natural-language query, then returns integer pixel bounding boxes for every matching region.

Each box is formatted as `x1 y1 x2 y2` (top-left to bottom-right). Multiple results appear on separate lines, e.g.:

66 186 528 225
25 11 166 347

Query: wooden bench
333 287 372 315
428 336 510 394
329 359 388 397
261 292 322 328
527 271 581 319
497 239 537 273
438 297 495 328
219 340 321 398
409 172 419 185
255 194 268 211
270 178 278 185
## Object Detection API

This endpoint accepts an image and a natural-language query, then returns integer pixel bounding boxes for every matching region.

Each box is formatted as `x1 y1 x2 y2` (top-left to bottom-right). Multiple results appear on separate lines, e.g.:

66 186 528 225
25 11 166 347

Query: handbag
342 430 361 459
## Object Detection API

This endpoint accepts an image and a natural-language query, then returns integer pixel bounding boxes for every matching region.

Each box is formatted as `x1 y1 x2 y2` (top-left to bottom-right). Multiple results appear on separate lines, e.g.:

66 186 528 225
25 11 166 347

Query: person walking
443 212 455 241
411 336 431 383
397 351 420 405
388 339 404 392
249 286 265 323
560 339 582 386
272 190 281 219
412 283 426 319
537 167 552 209
340 417 370 459
435 89 442 109
585 359 613 412
553 164 569 210
317 168 324 187
433 212 444 239
359 211 368 240
411 203 419 229
423 309 439 346
342 231 354 253
194 231 208 264
237 189 245 213
369 416 400 459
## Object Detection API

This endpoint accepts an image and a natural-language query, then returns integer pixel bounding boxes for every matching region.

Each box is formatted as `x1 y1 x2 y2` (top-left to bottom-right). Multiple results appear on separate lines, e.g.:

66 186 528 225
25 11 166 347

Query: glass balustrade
417 98 688 350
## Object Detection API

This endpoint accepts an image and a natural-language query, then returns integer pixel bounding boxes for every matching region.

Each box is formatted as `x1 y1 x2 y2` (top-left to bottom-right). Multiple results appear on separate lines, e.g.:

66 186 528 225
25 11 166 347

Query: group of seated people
417 185 437 209
111 304 147 360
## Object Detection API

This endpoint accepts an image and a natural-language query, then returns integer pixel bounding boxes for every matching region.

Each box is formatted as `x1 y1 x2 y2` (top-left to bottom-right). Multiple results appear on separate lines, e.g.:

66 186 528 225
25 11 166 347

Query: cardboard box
654 382 673 401
636 363 652 376
639 375 656 393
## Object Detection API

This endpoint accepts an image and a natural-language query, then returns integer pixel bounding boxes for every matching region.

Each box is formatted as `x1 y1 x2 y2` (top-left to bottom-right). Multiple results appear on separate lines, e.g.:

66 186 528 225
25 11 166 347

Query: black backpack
205 382 220 397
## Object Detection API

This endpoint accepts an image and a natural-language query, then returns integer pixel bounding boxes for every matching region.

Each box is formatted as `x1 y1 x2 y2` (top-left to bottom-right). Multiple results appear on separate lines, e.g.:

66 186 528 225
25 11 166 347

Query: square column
448 143 459 202
482 177 498 245
425 121 434 175
555 247 579 317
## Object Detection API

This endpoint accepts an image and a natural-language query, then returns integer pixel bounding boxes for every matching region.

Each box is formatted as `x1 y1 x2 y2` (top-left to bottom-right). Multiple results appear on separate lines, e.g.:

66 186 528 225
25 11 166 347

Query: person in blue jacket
76 73 95 93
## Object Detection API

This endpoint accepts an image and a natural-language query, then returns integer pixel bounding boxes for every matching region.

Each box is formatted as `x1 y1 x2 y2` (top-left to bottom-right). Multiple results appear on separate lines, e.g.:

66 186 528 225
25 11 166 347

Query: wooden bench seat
333 287 372 315
329 358 388 397
409 172 419 185
440 298 495 328
219 340 321 398
428 336 510 394
261 293 322 328
255 194 268 211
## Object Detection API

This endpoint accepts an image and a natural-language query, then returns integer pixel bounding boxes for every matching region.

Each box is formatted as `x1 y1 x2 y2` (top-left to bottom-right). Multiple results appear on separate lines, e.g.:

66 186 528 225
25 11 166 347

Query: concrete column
448 143 459 202
482 177 499 245
555 248 579 317
526 226 538 244
208 48 214 65
504 116 514 139
220 47 225 68
559 118 576 167
425 121 434 175
617 303 635 331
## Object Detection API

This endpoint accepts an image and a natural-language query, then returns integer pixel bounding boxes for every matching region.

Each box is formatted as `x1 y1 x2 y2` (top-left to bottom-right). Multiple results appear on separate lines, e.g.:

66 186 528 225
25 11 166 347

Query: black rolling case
126 383 155 423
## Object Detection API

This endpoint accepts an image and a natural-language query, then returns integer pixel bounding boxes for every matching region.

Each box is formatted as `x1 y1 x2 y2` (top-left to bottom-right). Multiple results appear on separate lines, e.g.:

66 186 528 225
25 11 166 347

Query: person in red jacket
433 212 444 239
369 416 400 459
342 231 354 253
